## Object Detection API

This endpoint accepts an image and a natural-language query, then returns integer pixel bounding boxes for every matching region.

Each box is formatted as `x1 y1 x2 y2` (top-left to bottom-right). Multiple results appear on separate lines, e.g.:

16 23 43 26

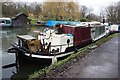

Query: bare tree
117 1 120 23
2 2 17 17
86 8 93 20
33 2 42 17
105 2 118 24
80 6 88 18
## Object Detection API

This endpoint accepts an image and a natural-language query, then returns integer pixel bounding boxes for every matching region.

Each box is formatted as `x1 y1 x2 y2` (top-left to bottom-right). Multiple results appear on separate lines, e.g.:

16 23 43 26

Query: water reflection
1 27 31 53
1 26 46 79
10 61 46 79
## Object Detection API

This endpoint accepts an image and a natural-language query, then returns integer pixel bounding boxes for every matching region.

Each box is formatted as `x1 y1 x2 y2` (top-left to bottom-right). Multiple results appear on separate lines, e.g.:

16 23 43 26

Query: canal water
1 25 46 79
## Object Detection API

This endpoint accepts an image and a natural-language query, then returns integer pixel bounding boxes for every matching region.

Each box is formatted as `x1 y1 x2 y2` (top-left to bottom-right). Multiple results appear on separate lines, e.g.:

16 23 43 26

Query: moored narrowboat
109 24 120 33
0 18 12 27
8 24 92 63
8 21 108 63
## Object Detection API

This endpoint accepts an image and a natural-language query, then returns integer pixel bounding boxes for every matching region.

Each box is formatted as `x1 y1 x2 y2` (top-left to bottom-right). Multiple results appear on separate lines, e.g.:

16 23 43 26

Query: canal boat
8 24 92 64
88 21 107 41
109 24 120 33
8 21 108 63
0 18 12 27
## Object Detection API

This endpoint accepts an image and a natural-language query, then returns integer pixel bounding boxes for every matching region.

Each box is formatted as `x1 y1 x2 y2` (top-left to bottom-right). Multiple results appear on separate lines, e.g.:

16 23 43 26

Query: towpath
55 35 119 78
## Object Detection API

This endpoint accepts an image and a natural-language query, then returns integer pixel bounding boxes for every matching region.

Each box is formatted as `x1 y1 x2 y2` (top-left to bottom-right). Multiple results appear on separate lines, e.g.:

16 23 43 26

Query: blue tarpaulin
45 20 58 27
45 20 80 27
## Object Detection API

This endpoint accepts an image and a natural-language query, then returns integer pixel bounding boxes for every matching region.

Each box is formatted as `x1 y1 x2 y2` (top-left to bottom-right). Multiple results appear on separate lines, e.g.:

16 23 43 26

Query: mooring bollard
52 56 57 64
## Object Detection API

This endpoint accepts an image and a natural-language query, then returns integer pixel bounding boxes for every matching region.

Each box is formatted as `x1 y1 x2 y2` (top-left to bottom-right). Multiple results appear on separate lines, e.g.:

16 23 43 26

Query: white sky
78 0 119 14
3 0 120 14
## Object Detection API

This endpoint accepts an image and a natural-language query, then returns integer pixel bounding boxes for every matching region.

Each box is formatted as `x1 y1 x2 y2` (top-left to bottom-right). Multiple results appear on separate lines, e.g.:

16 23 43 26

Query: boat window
100 26 105 34
18 39 22 47
0 19 11 24
18 39 28 48
95 27 100 37
5 20 11 24
21 40 28 48
95 26 105 38
0 20 5 24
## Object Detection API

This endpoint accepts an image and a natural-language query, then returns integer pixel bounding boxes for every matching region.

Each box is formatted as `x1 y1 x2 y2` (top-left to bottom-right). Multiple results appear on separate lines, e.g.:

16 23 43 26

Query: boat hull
10 43 75 64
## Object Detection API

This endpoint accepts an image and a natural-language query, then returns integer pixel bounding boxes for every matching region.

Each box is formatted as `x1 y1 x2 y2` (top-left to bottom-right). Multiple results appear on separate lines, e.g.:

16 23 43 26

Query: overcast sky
7 0 120 14
78 0 119 14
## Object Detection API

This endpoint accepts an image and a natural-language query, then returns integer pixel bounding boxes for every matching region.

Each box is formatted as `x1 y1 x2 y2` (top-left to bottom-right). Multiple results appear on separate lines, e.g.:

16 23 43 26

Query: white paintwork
104 23 110 35
25 51 74 59
80 21 103 27
17 35 36 40
109 24 119 32
0 18 12 27
30 28 74 63
64 24 85 27
80 22 90 26
25 51 74 64
89 22 106 41
47 34 73 53
92 33 106 41
89 21 101 25
38 29 74 53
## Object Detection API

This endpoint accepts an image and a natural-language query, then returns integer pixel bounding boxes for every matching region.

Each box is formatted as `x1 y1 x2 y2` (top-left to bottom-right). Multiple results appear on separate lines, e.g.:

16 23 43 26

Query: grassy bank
28 33 119 80
28 16 42 25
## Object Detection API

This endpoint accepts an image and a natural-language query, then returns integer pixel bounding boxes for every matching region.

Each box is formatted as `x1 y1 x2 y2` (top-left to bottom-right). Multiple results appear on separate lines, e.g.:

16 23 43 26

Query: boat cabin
16 35 51 53
89 21 106 41
0 18 12 27
63 24 92 47
109 24 120 32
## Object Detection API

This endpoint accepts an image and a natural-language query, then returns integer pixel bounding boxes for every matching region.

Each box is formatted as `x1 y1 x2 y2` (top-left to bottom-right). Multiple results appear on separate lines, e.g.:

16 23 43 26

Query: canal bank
53 34 118 78
28 33 119 79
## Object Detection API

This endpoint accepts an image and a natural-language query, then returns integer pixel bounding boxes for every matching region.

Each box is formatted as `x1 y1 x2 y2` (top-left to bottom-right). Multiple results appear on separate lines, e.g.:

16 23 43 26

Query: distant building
12 13 31 27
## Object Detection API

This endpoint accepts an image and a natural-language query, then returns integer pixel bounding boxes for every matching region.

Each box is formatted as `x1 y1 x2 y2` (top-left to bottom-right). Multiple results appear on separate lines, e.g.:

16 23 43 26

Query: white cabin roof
17 35 36 40
64 24 86 28
89 21 101 24
0 18 11 20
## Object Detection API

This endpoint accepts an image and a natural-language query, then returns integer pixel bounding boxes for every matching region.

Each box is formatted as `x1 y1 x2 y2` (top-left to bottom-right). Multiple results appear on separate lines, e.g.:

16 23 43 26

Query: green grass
28 67 48 79
28 33 119 80
95 33 118 46
28 16 42 25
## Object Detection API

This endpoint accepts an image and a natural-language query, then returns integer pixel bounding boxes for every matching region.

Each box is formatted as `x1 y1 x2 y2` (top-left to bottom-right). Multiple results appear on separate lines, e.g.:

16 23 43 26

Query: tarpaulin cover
45 20 80 27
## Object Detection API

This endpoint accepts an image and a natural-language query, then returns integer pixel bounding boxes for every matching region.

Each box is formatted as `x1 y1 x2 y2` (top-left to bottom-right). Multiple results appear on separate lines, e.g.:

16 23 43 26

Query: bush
80 18 87 22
